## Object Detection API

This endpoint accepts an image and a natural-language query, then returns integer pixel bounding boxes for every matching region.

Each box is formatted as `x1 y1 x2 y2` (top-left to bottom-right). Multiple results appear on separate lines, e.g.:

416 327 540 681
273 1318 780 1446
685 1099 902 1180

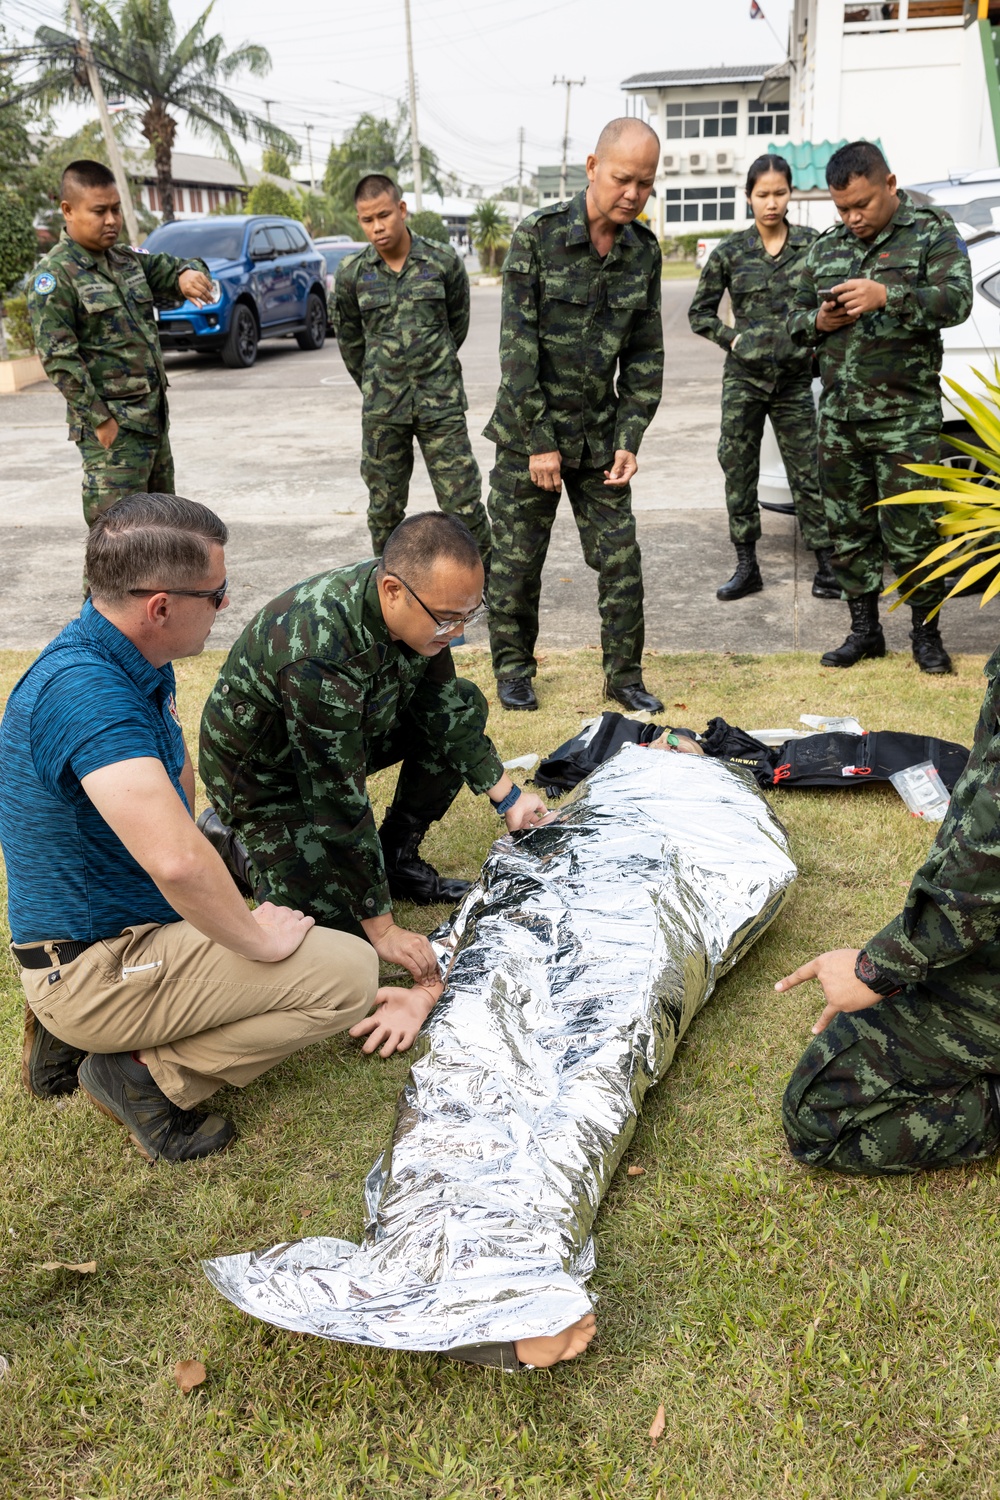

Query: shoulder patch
33 271 57 296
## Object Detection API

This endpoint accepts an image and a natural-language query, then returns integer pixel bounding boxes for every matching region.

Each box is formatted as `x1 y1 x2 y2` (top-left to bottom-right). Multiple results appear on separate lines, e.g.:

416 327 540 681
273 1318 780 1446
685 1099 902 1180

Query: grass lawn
660 262 698 281
2 642 999 1499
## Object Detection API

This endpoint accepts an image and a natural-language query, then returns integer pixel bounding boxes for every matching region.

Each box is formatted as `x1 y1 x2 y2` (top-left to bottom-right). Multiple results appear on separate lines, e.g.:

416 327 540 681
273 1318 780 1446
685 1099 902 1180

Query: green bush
660 229 735 261
407 209 449 244
244 180 302 220
2 293 33 354
0 185 37 296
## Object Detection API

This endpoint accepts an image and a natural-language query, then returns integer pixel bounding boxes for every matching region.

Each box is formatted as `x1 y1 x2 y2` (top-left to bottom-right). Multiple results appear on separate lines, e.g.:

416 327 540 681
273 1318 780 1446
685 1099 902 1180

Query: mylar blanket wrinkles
203 748 796 1353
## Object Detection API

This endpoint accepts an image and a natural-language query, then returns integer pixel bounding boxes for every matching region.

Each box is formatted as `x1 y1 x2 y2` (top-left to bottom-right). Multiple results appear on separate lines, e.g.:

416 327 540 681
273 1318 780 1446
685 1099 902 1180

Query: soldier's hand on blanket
775 947 882 1035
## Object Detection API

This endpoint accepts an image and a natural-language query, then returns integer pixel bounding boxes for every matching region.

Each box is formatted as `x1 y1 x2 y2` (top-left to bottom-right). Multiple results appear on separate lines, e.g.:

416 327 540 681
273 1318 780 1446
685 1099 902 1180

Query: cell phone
818 288 842 304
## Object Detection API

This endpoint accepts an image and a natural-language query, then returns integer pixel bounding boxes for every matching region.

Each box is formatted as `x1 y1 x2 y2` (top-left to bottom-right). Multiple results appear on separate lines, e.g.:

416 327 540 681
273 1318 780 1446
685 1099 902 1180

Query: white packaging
799 714 865 735
502 753 539 772
889 761 951 821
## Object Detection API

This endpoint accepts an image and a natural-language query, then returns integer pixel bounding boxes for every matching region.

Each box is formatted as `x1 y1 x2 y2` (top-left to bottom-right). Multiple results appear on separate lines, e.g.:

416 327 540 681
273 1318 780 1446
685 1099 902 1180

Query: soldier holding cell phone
788 141 973 674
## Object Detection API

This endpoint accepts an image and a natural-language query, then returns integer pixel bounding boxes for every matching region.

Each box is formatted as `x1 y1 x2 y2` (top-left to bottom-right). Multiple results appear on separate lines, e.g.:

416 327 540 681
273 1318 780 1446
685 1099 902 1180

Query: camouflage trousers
719 373 829 552
239 677 487 937
486 449 644 687
361 415 492 566
77 424 174 527
782 985 1000 1175
817 411 944 609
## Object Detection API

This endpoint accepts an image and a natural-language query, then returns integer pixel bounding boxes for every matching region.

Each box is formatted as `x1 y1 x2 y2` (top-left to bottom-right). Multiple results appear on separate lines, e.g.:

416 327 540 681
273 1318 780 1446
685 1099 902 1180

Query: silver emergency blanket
204 748 796 1354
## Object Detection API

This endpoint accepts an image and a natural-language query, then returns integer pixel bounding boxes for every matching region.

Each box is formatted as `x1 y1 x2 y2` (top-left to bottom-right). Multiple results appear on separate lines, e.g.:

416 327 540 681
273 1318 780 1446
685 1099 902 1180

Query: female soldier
688 153 838 602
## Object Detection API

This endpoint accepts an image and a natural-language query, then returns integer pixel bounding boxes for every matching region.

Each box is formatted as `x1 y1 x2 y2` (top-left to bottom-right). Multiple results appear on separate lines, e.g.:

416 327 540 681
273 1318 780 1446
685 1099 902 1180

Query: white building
620 65 787 238
787 0 1000 189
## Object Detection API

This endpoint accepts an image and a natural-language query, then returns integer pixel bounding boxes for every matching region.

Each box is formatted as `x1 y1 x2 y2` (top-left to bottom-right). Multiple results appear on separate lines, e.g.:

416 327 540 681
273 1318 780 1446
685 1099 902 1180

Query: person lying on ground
777 646 1000 1175
198 512 549 993
0 492 427 1165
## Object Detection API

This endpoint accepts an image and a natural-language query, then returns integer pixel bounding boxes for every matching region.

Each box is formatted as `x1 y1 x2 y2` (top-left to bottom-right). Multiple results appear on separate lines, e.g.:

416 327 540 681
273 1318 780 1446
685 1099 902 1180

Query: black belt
13 940 93 970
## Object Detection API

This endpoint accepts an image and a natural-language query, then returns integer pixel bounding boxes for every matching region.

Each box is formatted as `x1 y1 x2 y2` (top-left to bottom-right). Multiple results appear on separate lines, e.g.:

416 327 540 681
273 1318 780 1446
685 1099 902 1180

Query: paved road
2 280 997 658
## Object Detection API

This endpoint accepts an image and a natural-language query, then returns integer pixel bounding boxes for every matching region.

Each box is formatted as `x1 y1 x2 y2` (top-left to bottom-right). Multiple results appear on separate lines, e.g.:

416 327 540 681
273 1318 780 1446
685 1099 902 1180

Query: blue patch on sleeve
33 271 56 296
956 236 968 255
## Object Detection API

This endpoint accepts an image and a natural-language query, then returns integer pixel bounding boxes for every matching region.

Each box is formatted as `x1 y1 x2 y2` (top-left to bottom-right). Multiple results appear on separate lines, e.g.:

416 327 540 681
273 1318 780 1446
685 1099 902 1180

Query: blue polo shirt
0 601 187 944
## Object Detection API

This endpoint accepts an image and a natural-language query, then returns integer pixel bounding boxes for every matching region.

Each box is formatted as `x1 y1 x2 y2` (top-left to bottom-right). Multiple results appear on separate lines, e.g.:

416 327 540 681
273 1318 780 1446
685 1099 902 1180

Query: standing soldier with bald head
29 160 213 538
484 118 665 713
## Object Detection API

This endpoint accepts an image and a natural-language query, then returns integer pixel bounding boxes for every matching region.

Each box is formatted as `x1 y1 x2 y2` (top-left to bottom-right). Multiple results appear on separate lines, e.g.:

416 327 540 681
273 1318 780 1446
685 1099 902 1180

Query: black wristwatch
855 950 902 998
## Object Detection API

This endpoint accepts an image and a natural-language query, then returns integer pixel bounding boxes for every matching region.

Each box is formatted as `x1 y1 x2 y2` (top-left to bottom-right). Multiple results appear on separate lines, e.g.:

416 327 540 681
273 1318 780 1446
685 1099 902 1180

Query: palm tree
31 0 297 222
468 199 509 272
323 107 443 212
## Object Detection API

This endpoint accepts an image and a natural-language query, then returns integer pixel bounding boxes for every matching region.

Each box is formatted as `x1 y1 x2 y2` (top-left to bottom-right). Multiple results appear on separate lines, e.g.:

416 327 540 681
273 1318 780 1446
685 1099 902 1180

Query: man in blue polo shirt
0 493 435 1163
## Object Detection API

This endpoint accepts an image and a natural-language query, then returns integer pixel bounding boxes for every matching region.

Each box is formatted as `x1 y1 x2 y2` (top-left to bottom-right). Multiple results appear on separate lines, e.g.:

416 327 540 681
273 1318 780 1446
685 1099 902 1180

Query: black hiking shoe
910 608 953 675
23 1004 86 1099
380 809 472 906
717 541 763 601
78 1052 236 1162
811 549 841 600
820 592 886 668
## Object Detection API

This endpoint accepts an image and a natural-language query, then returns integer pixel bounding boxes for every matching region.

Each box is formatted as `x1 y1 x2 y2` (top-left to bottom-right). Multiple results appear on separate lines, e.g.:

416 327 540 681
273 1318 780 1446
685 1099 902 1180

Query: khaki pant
17 921 378 1110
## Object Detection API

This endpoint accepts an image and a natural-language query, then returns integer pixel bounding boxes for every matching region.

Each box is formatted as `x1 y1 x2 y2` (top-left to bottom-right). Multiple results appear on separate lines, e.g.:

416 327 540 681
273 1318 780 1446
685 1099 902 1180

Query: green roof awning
766 139 887 192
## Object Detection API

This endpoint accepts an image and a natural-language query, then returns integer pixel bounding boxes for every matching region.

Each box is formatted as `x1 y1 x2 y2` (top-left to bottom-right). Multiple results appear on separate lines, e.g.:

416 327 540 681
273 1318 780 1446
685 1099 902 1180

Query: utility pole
304 122 316 191
403 0 423 211
552 76 585 201
68 0 141 245
517 125 525 222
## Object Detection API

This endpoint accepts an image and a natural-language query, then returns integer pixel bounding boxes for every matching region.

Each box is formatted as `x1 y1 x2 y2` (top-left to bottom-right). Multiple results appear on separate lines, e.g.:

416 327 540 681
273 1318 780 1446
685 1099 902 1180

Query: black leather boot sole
604 680 664 714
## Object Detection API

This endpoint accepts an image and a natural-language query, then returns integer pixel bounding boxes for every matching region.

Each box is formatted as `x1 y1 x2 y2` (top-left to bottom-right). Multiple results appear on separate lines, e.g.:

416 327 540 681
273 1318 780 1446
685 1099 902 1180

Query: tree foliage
323 107 443 211
0 186 39 296
26 0 297 222
261 145 294 178
468 199 510 270
407 210 449 244
244 180 301 219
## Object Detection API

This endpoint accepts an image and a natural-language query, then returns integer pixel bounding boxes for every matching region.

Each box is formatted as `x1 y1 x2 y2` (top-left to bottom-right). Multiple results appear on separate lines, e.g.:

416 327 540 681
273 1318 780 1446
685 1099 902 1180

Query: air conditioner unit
688 151 707 173
715 149 735 172
662 152 681 175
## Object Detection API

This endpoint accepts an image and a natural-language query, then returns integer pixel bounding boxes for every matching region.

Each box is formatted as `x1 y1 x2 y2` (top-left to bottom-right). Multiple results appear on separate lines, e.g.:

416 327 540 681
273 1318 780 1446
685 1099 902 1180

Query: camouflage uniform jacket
199 561 505 921
334 232 471 423
29 230 208 441
687 221 818 392
787 190 973 420
483 190 663 465
864 647 1000 1003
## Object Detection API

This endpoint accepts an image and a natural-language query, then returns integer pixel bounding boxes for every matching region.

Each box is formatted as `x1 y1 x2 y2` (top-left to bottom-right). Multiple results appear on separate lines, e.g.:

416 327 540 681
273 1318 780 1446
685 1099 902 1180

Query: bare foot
514 1314 596 1368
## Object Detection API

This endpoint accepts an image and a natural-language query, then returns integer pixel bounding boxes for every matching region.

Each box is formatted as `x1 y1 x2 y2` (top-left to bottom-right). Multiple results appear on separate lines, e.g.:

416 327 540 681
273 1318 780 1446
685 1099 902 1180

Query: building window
188 187 203 213
665 100 738 140
207 188 220 211
665 185 738 223
748 99 790 136
147 184 160 211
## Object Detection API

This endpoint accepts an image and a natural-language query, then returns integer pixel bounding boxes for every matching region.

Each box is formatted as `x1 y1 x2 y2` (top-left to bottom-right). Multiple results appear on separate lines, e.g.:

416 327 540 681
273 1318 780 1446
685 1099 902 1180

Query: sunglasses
129 578 229 610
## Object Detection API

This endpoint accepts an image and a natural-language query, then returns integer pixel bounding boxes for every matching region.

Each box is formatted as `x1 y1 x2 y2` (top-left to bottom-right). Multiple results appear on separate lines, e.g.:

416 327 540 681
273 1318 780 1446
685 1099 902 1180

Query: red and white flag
750 1 765 16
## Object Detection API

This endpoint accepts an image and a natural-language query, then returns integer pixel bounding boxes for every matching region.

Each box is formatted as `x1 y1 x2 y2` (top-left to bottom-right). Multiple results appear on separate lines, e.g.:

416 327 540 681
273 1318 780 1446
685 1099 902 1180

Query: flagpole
752 3 787 55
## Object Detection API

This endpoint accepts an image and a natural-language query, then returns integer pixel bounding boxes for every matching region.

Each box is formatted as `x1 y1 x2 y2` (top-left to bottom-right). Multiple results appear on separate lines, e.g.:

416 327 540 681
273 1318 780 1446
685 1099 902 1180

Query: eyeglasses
388 572 488 638
129 578 229 610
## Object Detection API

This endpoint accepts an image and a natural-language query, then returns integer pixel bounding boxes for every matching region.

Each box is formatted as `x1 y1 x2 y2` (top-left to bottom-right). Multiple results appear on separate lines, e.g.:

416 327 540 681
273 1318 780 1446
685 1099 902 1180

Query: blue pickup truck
141 214 328 368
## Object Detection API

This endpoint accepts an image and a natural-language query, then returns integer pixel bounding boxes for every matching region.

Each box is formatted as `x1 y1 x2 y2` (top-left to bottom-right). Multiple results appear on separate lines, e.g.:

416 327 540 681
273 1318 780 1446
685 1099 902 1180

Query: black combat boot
379 807 472 906
819 591 886 668
196 808 260 900
910 607 953 675
811 549 840 600
716 541 763 601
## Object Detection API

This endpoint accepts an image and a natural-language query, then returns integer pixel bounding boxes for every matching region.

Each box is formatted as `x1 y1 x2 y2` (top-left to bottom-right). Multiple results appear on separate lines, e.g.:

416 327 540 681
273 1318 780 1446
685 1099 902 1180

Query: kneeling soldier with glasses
199 513 549 995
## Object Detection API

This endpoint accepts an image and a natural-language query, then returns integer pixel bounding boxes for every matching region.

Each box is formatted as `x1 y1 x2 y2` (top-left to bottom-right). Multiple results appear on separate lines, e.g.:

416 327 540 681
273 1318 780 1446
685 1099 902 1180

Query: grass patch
660 262 698 281
1 644 997 1498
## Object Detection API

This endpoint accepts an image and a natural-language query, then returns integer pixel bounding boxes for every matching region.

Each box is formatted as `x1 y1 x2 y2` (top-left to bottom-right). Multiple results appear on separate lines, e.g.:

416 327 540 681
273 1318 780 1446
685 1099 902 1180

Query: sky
2 0 794 196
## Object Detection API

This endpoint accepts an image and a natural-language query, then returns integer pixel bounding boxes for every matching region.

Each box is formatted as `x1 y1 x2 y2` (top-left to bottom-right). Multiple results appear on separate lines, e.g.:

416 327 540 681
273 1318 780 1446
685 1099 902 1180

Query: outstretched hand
350 982 441 1056
775 947 882 1035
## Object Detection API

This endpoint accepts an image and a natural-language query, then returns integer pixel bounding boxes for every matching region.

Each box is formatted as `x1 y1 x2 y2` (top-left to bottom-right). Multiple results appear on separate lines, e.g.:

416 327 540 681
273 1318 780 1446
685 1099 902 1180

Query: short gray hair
86 492 229 603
